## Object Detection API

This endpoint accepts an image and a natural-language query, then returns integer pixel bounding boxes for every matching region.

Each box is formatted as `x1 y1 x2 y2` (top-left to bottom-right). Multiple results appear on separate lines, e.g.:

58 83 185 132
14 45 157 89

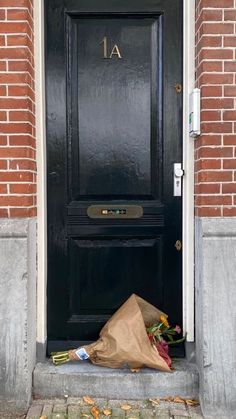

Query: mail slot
87 205 143 219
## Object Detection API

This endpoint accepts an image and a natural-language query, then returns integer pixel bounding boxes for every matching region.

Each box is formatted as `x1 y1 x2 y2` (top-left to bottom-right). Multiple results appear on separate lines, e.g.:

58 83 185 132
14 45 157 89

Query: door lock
173 163 184 196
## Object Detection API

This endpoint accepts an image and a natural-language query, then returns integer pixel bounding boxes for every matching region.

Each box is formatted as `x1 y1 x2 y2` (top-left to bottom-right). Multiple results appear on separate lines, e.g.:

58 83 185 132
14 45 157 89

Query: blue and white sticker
75 347 89 360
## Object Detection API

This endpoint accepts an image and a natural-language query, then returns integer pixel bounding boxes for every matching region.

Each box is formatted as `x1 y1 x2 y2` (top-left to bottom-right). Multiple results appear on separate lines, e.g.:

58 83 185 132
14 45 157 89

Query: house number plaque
101 36 122 59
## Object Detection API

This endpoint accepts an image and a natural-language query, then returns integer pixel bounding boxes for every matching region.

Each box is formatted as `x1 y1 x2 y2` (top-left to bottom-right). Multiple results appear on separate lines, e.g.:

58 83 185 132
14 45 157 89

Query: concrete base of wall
195 217 236 418
0 218 37 411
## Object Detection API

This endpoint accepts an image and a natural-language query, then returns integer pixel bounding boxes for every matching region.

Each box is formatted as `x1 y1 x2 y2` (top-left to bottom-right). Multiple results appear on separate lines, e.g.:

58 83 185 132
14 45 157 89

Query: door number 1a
101 36 122 59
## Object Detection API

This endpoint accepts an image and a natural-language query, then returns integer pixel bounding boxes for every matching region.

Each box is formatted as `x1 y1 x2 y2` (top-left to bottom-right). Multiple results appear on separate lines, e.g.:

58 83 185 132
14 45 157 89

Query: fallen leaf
130 368 140 373
149 398 160 406
81 415 90 418
121 404 132 411
103 409 112 416
91 405 100 418
185 399 200 406
173 396 185 404
39 416 47 419
83 395 95 405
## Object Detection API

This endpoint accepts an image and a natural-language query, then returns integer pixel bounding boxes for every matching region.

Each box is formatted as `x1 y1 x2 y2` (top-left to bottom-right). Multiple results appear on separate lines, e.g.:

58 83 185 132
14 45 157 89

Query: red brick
0 97 32 109
196 135 222 147
223 135 236 145
0 22 30 34
0 147 35 158
0 208 8 217
197 35 222 49
224 10 236 20
198 171 232 182
10 183 36 194
9 135 35 147
0 171 34 182
195 195 232 205
195 159 221 170
202 98 233 109
223 36 236 47
9 207 37 217
7 34 30 47
0 135 7 145
201 86 222 97
224 62 236 72
0 160 7 169
200 73 233 85
9 111 35 124
8 86 34 101
199 0 234 7
201 122 232 134
0 196 34 207
7 9 29 21
9 159 36 171
0 111 7 121
224 86 236 97
222 183 236 193
0 184 7 194
195 207 221 217
0 47 29 59
0 0 31 5
199 49 233 62
201 9 223 21
0 73 32 84
200 23 234 35
0 10 5 20
223 159 236 169
201 111 221 121
223 111 236 121
198 147 233 158
195 183 221 194
223 207 236 216
8 60 34 76
0 123 32 134
0 61 6 71
0 86 6 96
0 35 5 46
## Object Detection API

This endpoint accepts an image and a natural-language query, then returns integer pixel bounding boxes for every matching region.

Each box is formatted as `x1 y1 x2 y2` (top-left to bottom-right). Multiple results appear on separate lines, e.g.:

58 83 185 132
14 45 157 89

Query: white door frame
34 0 195 352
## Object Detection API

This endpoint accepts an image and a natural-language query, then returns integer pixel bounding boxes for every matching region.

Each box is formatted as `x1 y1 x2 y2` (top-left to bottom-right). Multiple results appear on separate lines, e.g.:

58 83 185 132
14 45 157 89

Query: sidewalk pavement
1 396 203 419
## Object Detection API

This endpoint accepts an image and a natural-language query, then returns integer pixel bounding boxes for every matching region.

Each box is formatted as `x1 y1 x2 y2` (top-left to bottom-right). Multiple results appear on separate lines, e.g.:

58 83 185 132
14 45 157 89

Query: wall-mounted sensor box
189 88 201 137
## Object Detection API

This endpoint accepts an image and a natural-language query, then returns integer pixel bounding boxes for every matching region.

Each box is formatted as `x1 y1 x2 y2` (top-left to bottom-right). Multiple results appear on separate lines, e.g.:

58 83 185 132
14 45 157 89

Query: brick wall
195 0 236 216
0 0 36 218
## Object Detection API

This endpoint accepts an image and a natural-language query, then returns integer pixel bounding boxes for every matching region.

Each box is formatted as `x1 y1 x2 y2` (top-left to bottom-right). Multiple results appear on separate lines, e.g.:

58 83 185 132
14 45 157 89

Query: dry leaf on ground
83 395 95 405
103 409 112 416
91 405 100 418
185 399 200 406
81 415 90 418
173 396 186 404
121 404 132 411
39 416 47 419
149 398 160 405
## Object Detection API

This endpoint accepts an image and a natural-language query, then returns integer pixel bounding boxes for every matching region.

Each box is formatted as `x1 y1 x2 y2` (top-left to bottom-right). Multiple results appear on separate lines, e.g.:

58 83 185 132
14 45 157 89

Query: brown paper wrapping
69 294 171 372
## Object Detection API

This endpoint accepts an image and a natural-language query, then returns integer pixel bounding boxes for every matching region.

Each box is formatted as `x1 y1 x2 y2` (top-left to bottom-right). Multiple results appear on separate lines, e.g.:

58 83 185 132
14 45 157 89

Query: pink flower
174 325 181 334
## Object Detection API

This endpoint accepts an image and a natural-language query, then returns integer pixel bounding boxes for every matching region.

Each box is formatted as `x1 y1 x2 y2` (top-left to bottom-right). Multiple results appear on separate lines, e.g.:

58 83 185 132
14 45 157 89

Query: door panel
46 0 183 350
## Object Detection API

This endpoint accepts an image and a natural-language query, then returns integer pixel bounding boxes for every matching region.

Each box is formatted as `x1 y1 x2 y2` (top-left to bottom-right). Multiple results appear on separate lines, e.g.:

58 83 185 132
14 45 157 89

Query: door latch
173 163 184 196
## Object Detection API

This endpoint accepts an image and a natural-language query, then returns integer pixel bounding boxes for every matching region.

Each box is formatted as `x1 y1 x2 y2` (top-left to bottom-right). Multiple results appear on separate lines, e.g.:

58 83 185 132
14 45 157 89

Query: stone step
33 359 199 400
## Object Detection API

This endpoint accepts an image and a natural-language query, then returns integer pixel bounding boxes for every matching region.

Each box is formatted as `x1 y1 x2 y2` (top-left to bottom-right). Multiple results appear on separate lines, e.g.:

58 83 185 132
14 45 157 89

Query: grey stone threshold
33 359 199 400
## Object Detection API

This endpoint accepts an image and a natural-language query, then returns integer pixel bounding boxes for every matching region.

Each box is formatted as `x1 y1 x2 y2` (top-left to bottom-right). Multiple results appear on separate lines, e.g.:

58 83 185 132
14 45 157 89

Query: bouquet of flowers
146 315 185 368
51 294 185 371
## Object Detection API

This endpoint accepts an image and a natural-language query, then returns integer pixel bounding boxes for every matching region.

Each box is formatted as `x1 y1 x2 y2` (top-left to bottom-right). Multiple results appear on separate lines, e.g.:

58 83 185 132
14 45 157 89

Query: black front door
46 0 183 350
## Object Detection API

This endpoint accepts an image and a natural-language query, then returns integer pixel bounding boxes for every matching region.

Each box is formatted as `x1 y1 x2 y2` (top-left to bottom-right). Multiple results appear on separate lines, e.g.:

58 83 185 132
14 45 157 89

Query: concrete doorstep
33 359 198 400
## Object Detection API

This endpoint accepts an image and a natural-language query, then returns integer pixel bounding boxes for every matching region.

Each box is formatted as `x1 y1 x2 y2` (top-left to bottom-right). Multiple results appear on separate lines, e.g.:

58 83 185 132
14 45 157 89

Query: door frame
34 0 195 356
